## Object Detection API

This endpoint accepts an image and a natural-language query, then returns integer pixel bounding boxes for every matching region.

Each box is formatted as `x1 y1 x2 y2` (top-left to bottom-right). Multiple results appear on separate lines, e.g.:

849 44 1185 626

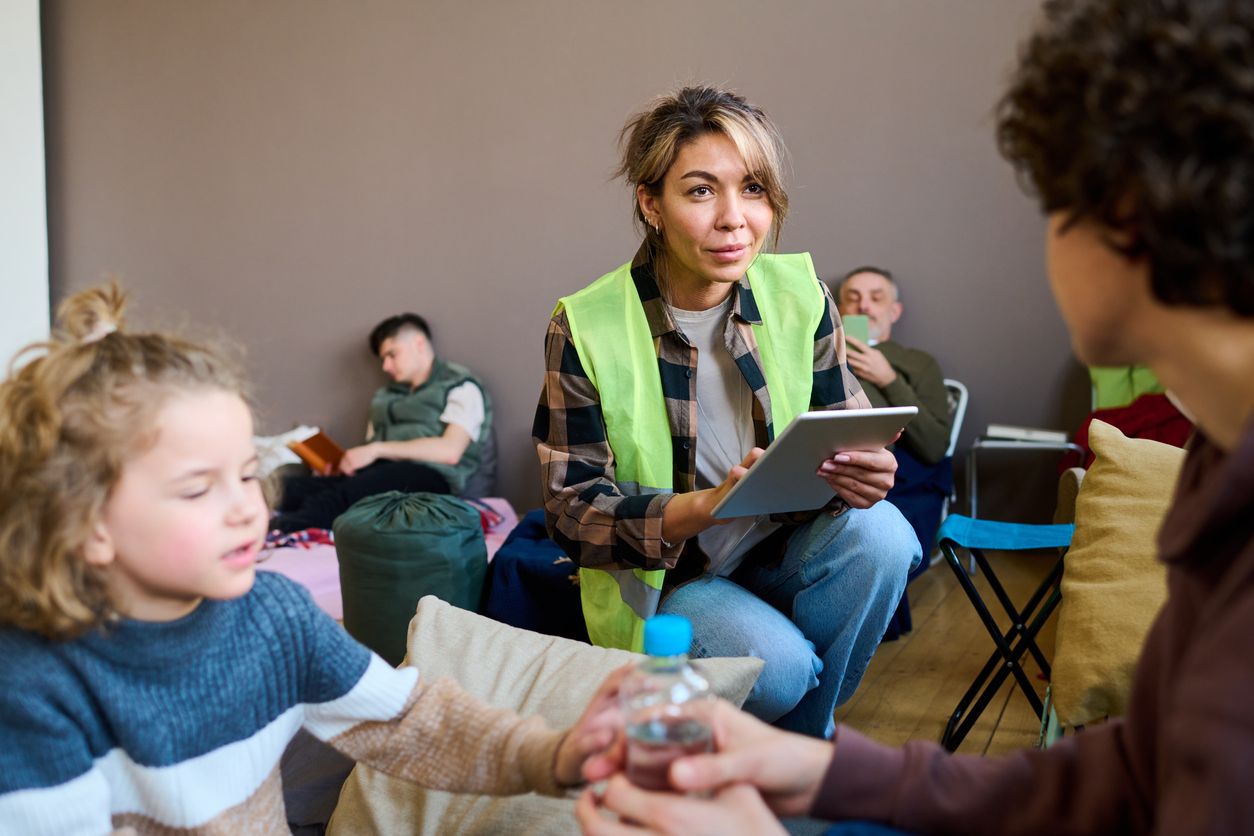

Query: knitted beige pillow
1051 420 1183 728
328 596 763 836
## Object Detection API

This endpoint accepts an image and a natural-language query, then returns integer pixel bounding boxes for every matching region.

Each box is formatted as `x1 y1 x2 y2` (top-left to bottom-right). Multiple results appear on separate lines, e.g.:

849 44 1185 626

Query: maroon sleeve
811 723 1150 835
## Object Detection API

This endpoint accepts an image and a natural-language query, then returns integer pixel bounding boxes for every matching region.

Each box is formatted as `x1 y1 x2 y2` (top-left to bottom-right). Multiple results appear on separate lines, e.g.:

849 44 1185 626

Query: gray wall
42 0 1089 514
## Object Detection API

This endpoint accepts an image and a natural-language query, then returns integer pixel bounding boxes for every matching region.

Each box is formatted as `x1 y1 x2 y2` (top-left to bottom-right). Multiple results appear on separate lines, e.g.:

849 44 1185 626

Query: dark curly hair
997 0 1254 316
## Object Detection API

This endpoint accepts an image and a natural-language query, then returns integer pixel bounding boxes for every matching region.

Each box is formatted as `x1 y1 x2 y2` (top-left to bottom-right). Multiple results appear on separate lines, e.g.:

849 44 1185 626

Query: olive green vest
559 253 825 651
368 359 491 495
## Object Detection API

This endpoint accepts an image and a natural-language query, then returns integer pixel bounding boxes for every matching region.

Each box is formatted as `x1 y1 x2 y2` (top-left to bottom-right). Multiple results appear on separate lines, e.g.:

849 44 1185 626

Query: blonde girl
0 283 620 836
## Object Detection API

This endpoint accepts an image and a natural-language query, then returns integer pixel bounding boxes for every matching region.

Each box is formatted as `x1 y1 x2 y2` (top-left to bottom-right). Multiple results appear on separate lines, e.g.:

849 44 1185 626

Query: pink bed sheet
258 497 520 621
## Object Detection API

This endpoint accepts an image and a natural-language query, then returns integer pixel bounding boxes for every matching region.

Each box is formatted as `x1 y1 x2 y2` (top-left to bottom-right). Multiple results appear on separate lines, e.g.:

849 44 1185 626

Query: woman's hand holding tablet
660 447 765 544
816 444 900 509
710 407 917 519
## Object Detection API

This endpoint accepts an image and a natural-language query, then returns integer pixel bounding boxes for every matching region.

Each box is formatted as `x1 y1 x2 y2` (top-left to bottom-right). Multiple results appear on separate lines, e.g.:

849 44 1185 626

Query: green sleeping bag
334 491 487 666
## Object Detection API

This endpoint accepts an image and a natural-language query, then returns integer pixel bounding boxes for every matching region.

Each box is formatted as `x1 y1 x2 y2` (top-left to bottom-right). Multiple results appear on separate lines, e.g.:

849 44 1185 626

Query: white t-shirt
440 382 485 440
670 299 781 577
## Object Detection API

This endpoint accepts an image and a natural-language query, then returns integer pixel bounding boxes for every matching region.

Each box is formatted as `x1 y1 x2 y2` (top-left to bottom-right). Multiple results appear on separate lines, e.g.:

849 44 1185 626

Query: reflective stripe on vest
560 253 825 651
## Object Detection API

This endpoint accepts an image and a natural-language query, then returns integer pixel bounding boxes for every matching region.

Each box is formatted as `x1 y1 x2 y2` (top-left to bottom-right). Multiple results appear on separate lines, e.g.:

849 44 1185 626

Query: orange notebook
287 431 346 476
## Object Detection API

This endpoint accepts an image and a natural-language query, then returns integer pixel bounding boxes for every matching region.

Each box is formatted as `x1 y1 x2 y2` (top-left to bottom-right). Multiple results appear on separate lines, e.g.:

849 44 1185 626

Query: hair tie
80 322 117 345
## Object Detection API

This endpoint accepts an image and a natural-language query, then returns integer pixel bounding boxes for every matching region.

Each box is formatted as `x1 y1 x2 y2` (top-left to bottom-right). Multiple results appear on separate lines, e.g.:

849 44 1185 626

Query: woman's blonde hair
0 281 249 640
616 86 790 283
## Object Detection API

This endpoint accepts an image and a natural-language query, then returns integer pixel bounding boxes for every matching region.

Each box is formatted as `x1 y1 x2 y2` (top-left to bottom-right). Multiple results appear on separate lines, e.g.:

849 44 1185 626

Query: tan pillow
1053 467 1087 526
328 596 764 836
1051 420 1183 728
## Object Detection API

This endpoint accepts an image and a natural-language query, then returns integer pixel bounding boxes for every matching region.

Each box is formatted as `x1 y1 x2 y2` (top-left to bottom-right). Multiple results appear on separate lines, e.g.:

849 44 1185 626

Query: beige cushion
328 596 764 836
1051 420 1183 728
1053 467 1087 526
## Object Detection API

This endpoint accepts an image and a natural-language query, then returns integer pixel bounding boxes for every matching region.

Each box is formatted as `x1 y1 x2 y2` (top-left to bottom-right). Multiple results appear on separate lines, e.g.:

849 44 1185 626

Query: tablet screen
710 407 917 519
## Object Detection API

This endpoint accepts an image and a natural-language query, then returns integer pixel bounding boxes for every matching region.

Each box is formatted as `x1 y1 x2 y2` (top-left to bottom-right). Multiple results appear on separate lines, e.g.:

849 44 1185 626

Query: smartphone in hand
842 314 870 346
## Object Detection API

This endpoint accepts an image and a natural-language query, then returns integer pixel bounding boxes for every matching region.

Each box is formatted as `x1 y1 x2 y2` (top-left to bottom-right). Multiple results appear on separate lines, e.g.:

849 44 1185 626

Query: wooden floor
833 547 1061 756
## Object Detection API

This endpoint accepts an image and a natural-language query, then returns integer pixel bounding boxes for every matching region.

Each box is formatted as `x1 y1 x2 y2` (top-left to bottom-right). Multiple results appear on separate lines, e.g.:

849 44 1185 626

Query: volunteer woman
533 86 920 738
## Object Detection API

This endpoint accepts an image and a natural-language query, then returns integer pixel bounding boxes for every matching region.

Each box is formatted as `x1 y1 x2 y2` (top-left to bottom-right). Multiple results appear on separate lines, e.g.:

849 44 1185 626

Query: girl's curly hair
997 0 1254 315
0 282 248 639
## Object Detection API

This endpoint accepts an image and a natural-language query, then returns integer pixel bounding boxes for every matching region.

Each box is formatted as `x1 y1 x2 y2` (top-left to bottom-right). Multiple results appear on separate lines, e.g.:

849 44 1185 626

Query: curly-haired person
574 1 1254 834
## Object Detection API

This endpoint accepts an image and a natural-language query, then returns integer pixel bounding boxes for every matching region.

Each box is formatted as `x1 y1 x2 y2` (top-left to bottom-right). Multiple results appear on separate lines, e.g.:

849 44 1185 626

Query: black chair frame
938 539 1066 752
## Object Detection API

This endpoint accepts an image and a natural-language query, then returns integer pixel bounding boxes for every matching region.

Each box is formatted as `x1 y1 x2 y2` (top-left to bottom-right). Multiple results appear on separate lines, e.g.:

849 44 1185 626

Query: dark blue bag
883 448 954 638
480 510 589 643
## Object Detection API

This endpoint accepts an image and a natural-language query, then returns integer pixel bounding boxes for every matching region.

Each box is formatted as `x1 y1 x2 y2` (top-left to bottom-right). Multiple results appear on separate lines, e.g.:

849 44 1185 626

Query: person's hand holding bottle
577 699 835 835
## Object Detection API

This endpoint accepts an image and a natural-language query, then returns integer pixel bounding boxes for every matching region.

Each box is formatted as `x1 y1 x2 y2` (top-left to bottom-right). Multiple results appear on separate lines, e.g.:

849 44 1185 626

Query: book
985 424 1069 444
287 430 346 475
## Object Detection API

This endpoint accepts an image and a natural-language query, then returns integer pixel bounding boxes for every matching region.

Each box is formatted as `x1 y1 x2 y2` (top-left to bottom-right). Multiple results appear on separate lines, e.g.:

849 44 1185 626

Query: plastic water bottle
621 614 713 792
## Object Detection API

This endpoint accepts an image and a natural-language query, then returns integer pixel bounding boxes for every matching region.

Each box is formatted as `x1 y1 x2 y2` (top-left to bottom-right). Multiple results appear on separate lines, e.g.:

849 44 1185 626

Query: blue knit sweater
0 571 565 835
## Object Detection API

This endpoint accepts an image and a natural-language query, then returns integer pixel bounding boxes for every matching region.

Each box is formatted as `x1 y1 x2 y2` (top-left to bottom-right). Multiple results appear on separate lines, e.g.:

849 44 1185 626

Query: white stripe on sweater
100 706 304 826
0 709 297 833
1 655 418 833
303 654 419 741
0 768 112 836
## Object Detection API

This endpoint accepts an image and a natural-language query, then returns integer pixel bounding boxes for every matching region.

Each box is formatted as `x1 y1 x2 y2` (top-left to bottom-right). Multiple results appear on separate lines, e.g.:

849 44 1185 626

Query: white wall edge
1 0 52 369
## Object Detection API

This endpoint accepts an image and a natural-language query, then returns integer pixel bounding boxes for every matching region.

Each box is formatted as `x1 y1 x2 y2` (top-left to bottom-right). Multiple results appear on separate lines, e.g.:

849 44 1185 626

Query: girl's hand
554 665 633 786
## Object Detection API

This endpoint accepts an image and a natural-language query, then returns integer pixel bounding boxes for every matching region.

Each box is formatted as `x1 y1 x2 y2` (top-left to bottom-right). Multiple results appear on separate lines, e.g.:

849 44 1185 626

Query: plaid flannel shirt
533 257 870 581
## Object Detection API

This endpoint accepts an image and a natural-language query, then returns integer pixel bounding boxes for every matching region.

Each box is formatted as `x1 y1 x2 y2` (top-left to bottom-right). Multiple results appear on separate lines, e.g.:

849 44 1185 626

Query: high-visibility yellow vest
559 253 826 652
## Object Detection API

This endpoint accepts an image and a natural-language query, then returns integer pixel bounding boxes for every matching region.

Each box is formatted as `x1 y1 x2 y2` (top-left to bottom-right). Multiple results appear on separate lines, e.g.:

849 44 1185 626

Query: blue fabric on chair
882 448 954 639
479 509 590 643
938 514 1074 551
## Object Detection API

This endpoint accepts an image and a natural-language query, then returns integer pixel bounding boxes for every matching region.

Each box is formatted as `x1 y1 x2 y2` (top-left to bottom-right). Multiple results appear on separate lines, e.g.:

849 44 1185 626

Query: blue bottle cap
643 614 693 657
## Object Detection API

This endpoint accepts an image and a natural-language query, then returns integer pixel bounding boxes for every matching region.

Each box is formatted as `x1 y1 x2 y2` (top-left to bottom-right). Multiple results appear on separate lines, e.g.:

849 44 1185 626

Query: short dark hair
835 267 899 302
369 313 431 356
997 0 1254 315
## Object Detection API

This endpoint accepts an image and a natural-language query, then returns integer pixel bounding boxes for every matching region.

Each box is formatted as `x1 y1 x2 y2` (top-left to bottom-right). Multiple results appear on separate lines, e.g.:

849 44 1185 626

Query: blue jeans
659 502 919 738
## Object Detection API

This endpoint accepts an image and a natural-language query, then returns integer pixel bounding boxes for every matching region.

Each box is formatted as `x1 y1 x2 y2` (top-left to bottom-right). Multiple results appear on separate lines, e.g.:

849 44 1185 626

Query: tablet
710 406 918 519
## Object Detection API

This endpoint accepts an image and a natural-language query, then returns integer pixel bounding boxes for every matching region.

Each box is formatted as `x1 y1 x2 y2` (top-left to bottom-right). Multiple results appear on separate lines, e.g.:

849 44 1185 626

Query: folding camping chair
936 514 1074 751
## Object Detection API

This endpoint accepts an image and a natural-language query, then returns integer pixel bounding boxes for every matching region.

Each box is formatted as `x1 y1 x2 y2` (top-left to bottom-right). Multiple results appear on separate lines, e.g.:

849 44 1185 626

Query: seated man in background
272 313 492 533
835 267 952 466
836 268 953 636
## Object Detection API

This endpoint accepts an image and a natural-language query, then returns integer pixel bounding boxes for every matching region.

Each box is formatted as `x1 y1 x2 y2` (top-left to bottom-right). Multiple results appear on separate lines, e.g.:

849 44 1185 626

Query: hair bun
57 280 128 345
